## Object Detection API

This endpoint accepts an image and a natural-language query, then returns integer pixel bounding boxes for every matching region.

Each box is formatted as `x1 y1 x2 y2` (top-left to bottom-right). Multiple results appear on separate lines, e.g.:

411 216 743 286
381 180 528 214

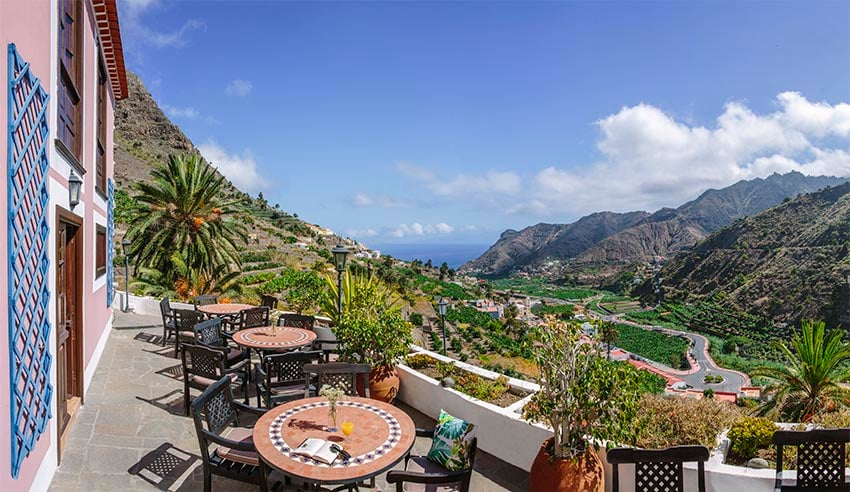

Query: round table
253 397 416 487
232 326 317 351
196 303 255 316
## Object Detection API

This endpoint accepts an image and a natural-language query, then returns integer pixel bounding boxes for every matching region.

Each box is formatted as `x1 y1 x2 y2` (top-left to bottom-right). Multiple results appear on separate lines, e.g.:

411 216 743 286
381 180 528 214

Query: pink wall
0 1 54 489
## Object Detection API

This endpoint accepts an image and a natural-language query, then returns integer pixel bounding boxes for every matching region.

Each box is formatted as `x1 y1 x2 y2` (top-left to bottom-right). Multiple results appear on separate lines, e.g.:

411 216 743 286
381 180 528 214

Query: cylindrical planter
530 438 604 492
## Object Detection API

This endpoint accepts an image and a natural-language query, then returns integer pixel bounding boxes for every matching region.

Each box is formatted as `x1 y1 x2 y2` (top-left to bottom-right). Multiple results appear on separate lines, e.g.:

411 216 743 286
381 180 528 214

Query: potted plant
321 272 412 403
523 318 642 492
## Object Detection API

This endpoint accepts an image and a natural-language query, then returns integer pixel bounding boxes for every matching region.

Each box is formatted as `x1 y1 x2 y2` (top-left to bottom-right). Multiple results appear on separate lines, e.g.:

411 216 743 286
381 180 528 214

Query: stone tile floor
49 312 528 491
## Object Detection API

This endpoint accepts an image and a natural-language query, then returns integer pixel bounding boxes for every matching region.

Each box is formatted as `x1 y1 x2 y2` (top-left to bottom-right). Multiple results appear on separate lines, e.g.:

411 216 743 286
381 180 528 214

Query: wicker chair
181 343 249 416
159 297 176 347
304 363 371 397
190 376 270 492
607 445 710 492
193 318 250 370
277 313 315 331
228 307 270 333
312 325 339 361
386 428 478 492
193 295 219 308
260 295 278 309
773 428 850 491
255 350 323 408
171 309 206 357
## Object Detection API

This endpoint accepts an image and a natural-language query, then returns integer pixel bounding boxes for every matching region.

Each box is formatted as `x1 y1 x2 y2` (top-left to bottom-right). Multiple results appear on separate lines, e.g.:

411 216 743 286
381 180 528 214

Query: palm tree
598 321 619 360
753 320 850 422
126 153 247 286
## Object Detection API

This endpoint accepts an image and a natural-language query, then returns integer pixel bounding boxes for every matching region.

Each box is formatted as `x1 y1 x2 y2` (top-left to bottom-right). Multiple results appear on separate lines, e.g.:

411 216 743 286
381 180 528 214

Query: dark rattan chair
171 308 206 357
312 325 339 361
260 295 278 309
607 445 710 492
255 350 323 408
773 428 850 491
277 313 315 331
305 362 371 398
228 307 270 333
193 318 250 369
190 376 270 492
386 428 478 492
159 297 177 347
193 295 219 308
181 343 249 416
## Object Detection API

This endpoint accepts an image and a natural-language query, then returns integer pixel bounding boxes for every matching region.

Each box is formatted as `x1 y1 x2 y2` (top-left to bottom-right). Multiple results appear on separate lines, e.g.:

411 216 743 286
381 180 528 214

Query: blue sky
119 0 850 245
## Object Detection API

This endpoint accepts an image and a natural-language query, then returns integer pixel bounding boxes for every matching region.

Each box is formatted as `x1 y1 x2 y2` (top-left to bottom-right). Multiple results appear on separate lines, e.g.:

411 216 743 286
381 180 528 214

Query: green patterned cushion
426 410 476 471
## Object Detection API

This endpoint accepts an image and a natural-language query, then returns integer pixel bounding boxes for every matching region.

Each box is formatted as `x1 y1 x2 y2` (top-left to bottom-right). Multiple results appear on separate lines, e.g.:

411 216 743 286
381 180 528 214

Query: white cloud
346 228 379 238
509 92 850 216
197 140 265 192
391 222 456 238
351 192 409 208
161 104 199 119
395 162 435 181
120 0 204 49
430 171 521 197
226 79 254 97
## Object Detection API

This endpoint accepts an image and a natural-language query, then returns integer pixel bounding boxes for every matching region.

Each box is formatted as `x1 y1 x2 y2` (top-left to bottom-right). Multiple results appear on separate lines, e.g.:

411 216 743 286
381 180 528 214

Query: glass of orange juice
341 420 354 437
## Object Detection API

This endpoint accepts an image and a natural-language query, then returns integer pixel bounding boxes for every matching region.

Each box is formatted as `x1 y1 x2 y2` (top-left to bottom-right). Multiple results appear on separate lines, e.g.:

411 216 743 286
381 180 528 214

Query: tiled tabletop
253 397 415 484
196 303 254 316
233 326 317 350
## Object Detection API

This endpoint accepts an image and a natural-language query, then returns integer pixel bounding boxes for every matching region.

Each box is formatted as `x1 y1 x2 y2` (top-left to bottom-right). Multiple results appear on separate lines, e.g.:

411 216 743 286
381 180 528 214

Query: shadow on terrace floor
48 312 528 491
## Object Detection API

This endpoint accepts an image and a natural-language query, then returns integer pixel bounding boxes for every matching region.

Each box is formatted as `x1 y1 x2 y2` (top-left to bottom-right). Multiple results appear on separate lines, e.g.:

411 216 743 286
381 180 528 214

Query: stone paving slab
49 312 528 491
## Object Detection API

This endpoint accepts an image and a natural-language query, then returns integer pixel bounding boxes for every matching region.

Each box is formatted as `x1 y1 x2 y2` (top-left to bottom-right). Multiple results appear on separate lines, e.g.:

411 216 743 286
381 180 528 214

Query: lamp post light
437 296 447 356
331 243 349 316
68 169 82 209
121 238 131 312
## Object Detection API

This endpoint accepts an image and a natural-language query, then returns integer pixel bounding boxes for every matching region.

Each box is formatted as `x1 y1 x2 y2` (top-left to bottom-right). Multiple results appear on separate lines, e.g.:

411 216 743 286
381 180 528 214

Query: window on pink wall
58 0 83 165
96 57 107 194
96 225 107 278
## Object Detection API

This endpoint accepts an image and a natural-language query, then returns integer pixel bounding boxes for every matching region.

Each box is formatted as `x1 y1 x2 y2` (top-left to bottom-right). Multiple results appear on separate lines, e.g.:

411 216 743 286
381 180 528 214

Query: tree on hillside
439 262 449 280
425 259 433 269
753 320 850 422
599 321 620 360
126 153 247 293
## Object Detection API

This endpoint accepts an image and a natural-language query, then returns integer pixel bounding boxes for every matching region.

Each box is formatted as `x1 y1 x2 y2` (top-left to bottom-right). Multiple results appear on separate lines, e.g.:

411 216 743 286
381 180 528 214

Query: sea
370 243 490 269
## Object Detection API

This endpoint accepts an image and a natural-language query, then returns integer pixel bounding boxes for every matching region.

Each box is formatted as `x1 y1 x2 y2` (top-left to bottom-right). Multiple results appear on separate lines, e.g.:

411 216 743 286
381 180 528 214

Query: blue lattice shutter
107 179 114 307
6 44 52 479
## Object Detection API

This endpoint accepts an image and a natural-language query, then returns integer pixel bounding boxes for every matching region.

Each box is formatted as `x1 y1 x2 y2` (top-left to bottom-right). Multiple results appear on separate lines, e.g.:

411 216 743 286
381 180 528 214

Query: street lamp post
437 296 447 356
331 243 350 317
121 238 131 312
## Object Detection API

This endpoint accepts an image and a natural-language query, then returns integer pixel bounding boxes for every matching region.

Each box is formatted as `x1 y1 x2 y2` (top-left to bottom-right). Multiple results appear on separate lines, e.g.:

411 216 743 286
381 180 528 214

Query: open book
291 438 348 465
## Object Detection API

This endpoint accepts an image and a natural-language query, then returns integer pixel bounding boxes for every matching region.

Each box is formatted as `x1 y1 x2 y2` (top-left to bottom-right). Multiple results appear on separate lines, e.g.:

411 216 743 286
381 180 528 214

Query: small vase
327 405 338 432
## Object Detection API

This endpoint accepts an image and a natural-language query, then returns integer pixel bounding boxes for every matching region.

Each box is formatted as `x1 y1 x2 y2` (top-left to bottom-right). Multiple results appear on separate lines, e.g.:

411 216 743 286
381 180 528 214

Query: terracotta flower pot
529 438 604 492
357 365 400 403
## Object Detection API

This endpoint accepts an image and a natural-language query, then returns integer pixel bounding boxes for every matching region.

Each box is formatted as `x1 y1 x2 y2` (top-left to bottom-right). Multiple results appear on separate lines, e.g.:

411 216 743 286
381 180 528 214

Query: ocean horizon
370 243 490 269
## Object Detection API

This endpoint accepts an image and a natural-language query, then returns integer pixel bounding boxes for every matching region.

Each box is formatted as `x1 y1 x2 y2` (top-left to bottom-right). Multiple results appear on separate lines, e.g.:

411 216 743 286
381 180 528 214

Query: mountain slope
463 172 847 275
656 182 850 326
113 72 336 269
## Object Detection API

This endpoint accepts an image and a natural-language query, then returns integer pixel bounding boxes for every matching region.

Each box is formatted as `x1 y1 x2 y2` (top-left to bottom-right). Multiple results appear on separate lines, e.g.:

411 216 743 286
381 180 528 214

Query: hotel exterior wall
1 0 117 489
1 2 54 490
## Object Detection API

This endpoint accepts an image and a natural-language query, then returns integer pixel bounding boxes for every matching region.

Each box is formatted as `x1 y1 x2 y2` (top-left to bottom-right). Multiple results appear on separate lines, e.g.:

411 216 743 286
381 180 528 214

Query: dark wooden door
56 221 80 441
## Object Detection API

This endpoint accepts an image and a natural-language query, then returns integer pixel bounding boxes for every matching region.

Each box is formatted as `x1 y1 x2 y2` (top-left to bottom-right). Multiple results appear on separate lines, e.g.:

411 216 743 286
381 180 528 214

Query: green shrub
409 312 424 326
727 417 777 459
405 353 435 370
636 395 742 449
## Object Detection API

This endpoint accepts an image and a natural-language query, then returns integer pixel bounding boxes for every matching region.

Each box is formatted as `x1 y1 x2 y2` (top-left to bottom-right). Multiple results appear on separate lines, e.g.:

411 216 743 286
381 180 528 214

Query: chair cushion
226 348 246 361
177 330 195 339
426 410 476 472
403 456 462 492
269 383 310 397
189 372 237 387
215 427 259 466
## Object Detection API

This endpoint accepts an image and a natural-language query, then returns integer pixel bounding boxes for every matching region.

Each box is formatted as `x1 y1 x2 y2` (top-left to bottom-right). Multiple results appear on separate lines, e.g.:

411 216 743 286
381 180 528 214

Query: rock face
658 181 850 326
462 172 847 275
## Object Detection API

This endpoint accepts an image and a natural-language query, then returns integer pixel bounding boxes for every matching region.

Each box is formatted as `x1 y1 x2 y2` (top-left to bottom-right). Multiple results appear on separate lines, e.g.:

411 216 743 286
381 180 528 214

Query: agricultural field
489 277 600 301
614 324 690 369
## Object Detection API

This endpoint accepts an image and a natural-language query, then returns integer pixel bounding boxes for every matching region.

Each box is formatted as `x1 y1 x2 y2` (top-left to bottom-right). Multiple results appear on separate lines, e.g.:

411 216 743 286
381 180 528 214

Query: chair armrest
233 400 267 417
225 359 249 374
386 469 470 485
255 364 267 380
202 429 257 452
415 428 434 438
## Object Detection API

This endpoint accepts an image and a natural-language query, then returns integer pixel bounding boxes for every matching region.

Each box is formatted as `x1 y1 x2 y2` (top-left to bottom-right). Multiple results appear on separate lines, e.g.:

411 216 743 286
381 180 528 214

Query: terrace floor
49 312 528 491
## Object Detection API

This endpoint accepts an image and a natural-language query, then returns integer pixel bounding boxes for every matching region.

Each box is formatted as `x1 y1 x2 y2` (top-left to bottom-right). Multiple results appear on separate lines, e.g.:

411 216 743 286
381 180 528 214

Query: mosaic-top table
253 396 416 486
195 303 255 316
232 326 317 351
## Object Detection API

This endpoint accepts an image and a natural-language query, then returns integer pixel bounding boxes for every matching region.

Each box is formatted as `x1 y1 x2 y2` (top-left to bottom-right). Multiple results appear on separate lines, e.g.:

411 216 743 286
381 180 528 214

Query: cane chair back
231 306 270 332
256 351 323 408
386 428 479 492
171 309 206 356
773 429 850 491
160 297 175 346
183 343 226 383
260 295 278 309
277 313 315 331
607 445 709 492
194 318 226 348
312 325 339 361
193 294 219 308
306 363 371 398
